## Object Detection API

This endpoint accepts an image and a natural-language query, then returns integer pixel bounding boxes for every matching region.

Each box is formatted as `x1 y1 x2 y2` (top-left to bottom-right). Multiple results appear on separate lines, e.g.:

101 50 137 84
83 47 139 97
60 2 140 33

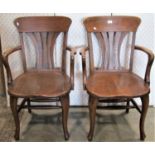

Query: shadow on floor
19 109 152 142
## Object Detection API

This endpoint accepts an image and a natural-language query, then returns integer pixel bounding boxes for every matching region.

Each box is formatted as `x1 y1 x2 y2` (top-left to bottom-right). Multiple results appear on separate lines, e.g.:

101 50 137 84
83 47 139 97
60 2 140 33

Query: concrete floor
0 96 155 142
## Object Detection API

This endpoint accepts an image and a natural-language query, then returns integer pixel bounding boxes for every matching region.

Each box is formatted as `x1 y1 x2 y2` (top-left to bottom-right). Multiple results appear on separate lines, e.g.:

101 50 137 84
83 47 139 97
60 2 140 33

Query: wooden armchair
81 16 154 141
0 16 76 140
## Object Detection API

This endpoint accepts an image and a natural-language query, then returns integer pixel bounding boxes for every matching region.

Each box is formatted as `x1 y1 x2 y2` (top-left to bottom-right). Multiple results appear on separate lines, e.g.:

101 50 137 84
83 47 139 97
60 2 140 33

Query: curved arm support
0 46 22 85
66 46 77 90
79 46 89 89
134 45 154 85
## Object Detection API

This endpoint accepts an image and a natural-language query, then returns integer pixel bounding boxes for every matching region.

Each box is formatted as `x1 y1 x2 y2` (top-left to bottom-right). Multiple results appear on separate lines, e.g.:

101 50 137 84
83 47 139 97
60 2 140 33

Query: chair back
14 16 72 72
83 16 141 74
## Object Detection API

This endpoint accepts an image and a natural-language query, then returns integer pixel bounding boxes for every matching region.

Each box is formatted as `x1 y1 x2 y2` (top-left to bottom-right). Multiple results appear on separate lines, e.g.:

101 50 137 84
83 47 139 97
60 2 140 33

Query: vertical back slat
34 32 43 68
113 32 121 69
41 32 48 68
19 33 27 71
108 32 115 69
48 32 60 69
117 32 128 69
62 32 67 73
123 32 131 69
47 32 53 69
27 33 42 69
129 32 136 71
101 32 110 69
88 33 94 74
95 33 106 69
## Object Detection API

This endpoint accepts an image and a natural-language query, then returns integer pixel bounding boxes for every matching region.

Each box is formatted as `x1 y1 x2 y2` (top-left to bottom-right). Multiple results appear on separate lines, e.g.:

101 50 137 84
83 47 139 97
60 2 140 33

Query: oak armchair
81 16 154 141
0 16 76 140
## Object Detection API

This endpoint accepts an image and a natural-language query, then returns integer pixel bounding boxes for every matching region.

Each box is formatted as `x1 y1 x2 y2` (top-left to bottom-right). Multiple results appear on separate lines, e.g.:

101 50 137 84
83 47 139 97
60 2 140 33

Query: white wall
0 13 154 106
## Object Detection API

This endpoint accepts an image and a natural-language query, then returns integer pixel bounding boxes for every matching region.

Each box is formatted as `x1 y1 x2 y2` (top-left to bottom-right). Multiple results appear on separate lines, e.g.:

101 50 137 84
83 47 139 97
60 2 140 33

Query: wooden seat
86 72 149 98
9 70 71 98
81 16 154 141
0 16 76 140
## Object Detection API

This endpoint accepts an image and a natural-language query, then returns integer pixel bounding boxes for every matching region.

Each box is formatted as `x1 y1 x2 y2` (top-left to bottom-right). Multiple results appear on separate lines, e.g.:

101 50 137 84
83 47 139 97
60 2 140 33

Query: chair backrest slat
95 32 106 69
19 33 27 71
129 32 136 71
87 33 94 74
84 16 140 32
14 16 71 32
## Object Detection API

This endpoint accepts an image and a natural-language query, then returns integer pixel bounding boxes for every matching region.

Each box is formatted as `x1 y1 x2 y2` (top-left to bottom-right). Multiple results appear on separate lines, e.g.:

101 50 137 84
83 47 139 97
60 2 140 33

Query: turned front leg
60 94 70 140
88 96 97 141
10 96 20 140
140 94 149 141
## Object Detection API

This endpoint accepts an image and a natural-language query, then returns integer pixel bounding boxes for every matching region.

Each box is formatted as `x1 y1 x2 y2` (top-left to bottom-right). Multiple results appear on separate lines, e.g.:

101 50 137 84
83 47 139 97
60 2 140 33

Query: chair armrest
134 45 154 85
0 46 22 85
79 46 89 89
66 46 77 90
3 46 22 59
